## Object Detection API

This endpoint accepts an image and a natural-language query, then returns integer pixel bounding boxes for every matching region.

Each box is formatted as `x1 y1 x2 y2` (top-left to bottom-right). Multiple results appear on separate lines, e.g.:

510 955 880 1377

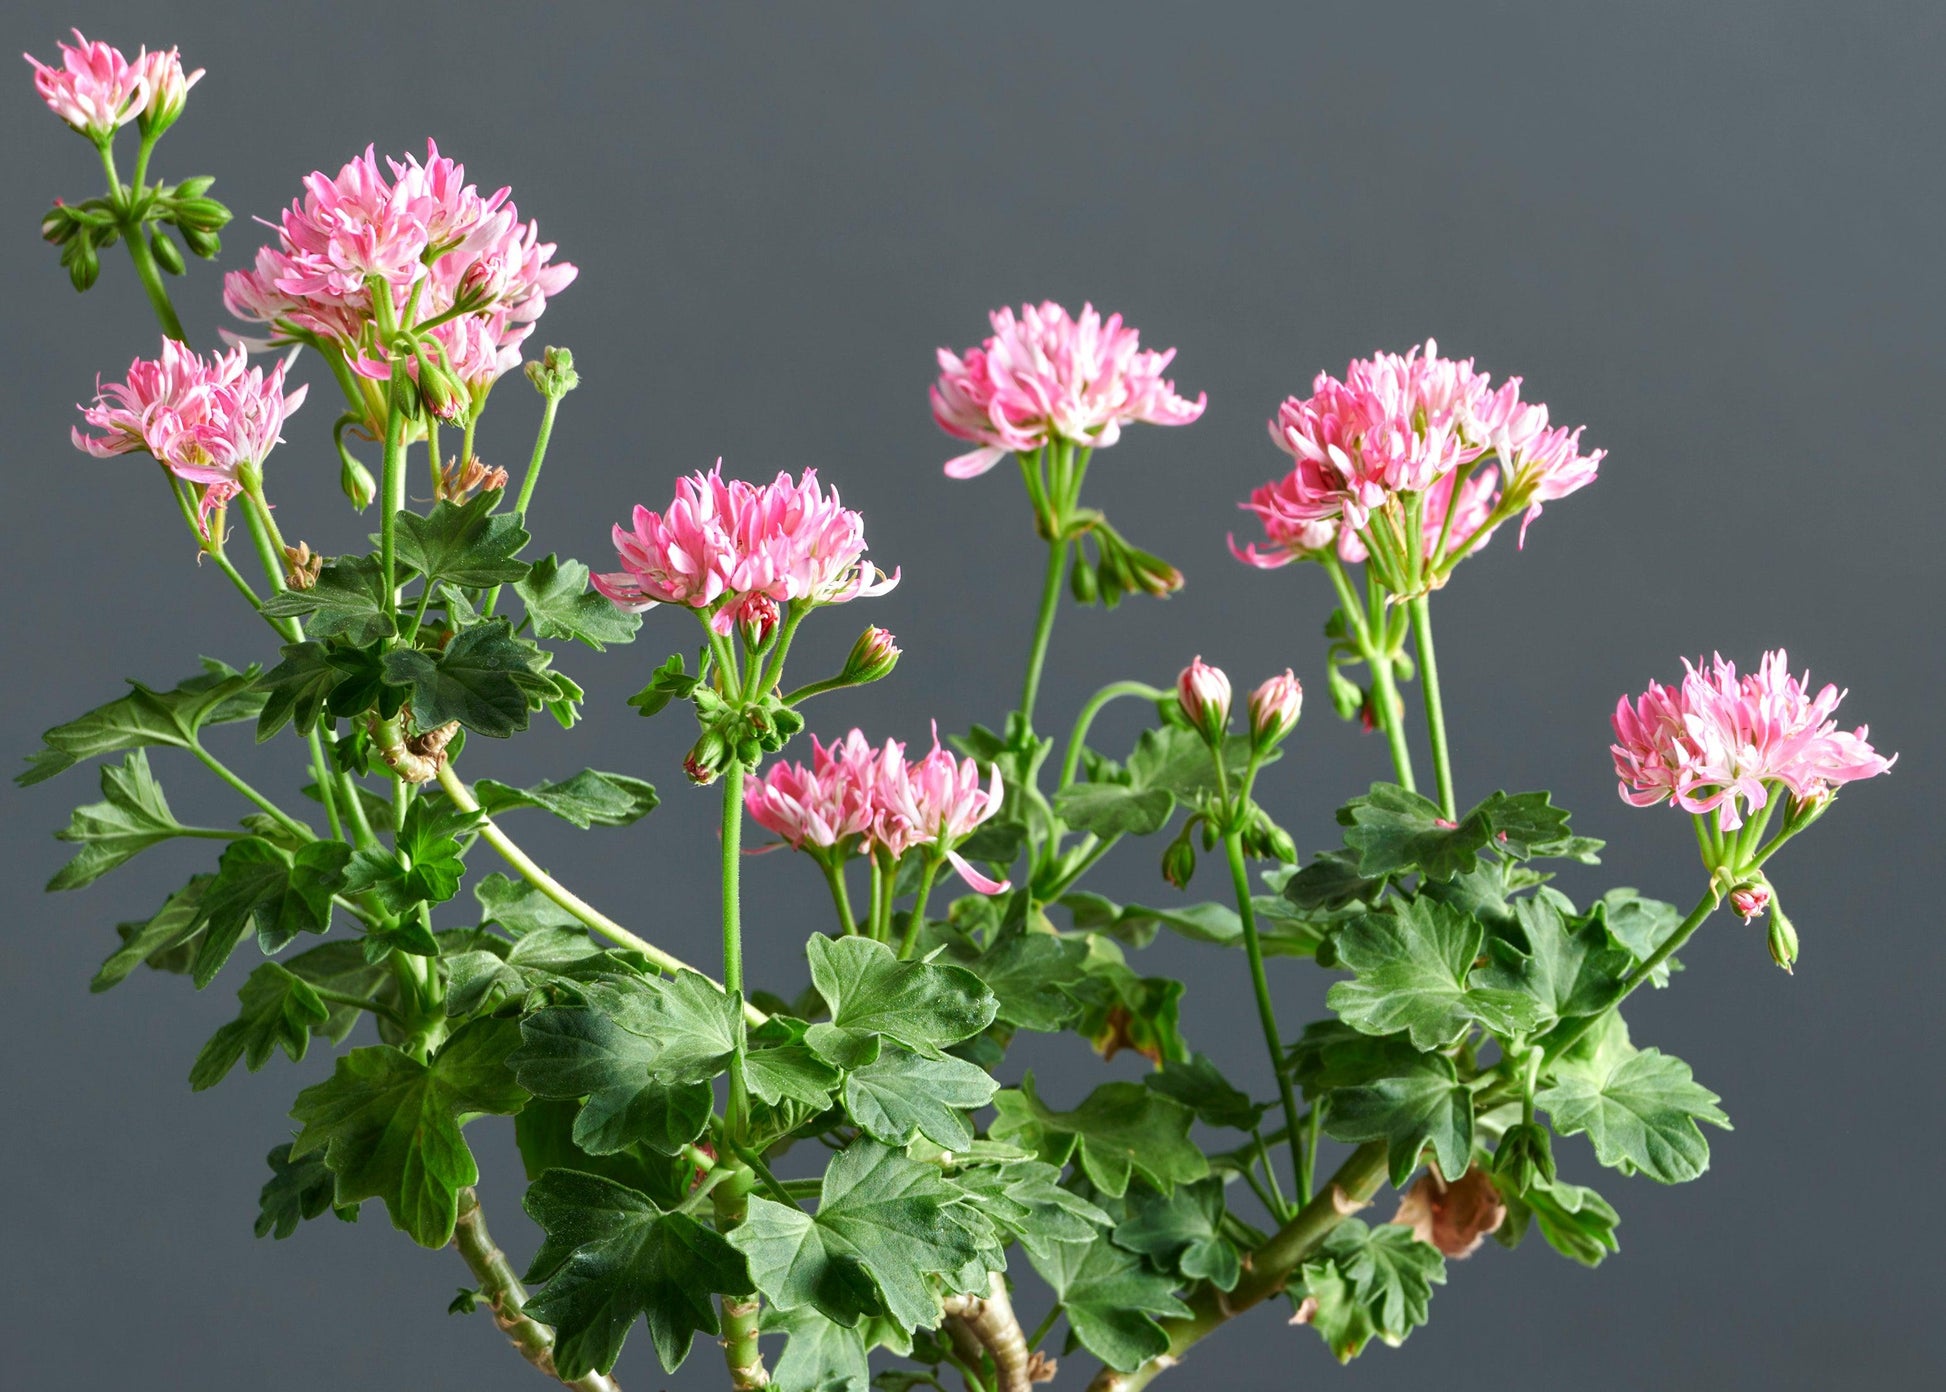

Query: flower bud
1326 663 1364 722
137 49 204 136
453 255 504 312
1491 1121 1556 1195
340 452 377 511
737 593 780 650
149 229 185 277
1123 545 1185 599
414 350 466 422
1161 831 1197 889
1248 670 1304 750
180 223 222 260
1768 904 1799 973
1729 882 1770 922
524 345 580 400
684 729 731 786
1069 556 1099 604
41 201 77 245
840 626 901 686
171 196 233 234
64 237 100 293
1176 656 1232 742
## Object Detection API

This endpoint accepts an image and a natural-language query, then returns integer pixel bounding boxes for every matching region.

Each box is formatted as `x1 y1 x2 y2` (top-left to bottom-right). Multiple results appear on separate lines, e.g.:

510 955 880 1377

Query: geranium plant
22 32 1896 1392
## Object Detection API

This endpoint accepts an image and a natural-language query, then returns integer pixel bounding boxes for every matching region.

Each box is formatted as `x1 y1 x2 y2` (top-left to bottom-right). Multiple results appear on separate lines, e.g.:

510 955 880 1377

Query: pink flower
1488 398 1606 546
1177 656 1232 738
594 465 899 634
73 338 307 529
931 302 1205 478
24 31 151 139
873 728 1011 893
1249 670 1304 747
135 46 202 133
1231 462 1503 570
224 142 575 394
745 731 880 852
1730 883 1771 922
1613 652 1895 831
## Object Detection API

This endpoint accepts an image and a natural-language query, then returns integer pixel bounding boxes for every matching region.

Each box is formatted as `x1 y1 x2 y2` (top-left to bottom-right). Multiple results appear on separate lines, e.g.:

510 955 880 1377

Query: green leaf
727 1140 985 1333
1539 1028 1730 1183
280 938 391 1042
943 1159 1111 1257
1326 897 1543 1049
1052 782 1174 838
1143 1053 1266 1131
746 1038 842 1110
626 652 700 719
261 555 395 645
1026 1232 1189 1372
254 642 344 740
443 926 614 1017
341 798 473 914
190 838 351 986
190 961 329 1090
1322 1052 1473 1187
1296 1219 1445 1361
255 1142 355 1239
763 1302 885 1392
380 618 539 738
1286 1021 1425 1097
988 1074 1207 1199
628 970 744 1082
1477 893 1631 1027
288 1017 529 1246
517 554 642 651
1062 892 1242 948
523 1169 752 1377
513 1098 690 1207
802 935 997 1067
395 493 531 587
935 919 1089 1033
1338 783 1491 881
1125 726 1263 799
1594 888 1686 987
843 1048 998 1150
20 659 264 785
1472 790 1595 862
1114 1177 1240 1290
512 1005 713 1156
475 769 659 828
1282 849 1387 913
93 875 211 990
48 750 202 891
474 872 584 935
1498 1176 1621 1266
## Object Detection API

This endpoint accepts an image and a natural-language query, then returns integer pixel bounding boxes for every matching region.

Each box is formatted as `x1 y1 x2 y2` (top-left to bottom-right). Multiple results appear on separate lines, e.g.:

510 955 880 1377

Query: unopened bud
41 202 76 245
171 196 232 234
684 730 730 786
65 237 100 293
1161 832 1197 889
524 345 580 399
137 49 204 136
1491 1121 1556 1196
180 224 222 260
840 627 901 686
453 255 504 312
736 594 780 650
149 229 185 276
1729 881 1770 922
1123 545 1185 599
1326 663 1363 722
1768 904 1799 973
1176 656 1232 742
414 351 466 422
282 542 322 591
338 452 377 510
1069 557 1099 604
1248 670 1304 750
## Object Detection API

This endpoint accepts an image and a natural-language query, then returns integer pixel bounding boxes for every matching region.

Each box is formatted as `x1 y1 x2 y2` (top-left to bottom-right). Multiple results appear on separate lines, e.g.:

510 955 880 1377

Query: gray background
2 3 1939 1388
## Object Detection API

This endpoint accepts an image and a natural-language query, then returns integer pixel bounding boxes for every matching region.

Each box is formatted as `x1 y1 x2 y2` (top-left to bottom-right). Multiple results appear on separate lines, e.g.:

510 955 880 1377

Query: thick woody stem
1084 1142 1389 1392
451 1187 621 1392
942 1273 1038 1392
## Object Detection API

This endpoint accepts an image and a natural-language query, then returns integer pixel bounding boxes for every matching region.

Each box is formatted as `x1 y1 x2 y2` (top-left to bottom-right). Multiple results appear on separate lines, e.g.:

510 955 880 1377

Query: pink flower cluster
594 466 899 635
72 338 307 528
24 31 200 139
931 302 1206 479
224 142 575 393
1231 340 1604 569
1612 651 1894 832
746 728 1010 893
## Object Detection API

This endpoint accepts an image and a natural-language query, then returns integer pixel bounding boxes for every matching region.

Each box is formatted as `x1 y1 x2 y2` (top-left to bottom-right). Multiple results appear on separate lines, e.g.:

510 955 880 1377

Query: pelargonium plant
22 33 1896 1392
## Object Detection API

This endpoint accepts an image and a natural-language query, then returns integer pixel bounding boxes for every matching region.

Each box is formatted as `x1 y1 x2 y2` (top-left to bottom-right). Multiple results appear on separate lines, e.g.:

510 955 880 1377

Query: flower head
745 731 881 853
1248 670 1304 749
594 465 898 634
932 302 1205 478
24 31 149 139
875 728 1011 893
1613 651 1894 832
73 338 306 529
135 46 202 134
1177 657 1232 740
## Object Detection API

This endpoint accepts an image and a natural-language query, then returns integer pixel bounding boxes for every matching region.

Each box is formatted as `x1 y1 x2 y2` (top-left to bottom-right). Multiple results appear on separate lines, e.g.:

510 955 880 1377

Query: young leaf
443 926 613 1017
1338 783 1492 881
1113 1177 1241 1290
1296 1219 1446 1362
48 750 203 891
1026 1232 1189 1373
260 555 395 645
341 799 473 914
523 1169 753 1378
474 769 659 828
944 1160 1112 1257
802 935 997 1067
1326 897 1542 1050
1063 892 1242 948
1593 888 1686 986
190 961 329 1090
394 493 531 587
727 1140 986 1333
745 1039 842 1110
1143 1053 1266 1131
1052 782 1174 838
255 1142 356 1240
190 838 352 986
988 1074 1207 1198
1498 1176 1621 1267
763 1303 877 1392
380 619 540 738
1539 1033 1730 1184
1321 1052 1474 1187
510 1005 714 1156
1477 893 1632 1027
474 872 584 935
288 1017 529 1247
842 1047 999 1150
92 875 211 991
516 555 642 651
19 660 263 785
934 919 1089 1033
255 641 344 740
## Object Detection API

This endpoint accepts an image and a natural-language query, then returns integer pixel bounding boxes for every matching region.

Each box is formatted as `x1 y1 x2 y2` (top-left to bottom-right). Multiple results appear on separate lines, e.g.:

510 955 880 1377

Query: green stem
1323 554 1417 791
1251 1128 1292 1223
1544 888 1717 1064
710 1168 770 1390
1059 681 1168 790
452 1187 620 1392
434 762 766 1025
897 853 942 959
721 762 752 1137
823 860 859 935
1225 830 1304 1203
1407 595 1456 819
1300 1103 1322 1205
867 856 888 944
191 744 313 841
310 985 407 1027
1019 537 1069 733
482 391 562 618
378 401 408 611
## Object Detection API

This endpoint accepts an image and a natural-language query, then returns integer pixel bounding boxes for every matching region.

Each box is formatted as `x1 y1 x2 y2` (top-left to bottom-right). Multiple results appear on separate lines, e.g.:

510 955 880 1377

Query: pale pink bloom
874 728 1011 893
72 339 307 528
1177 656 1232 736
1613 652 1894 831
23 31 148 139
931 302 1205 478
594 465 898 634
1249 670 1304 746
745 731 881 852
1730 884 1771 922
1230 462 1502 569
1486 396 1606 546
135 46 202 131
